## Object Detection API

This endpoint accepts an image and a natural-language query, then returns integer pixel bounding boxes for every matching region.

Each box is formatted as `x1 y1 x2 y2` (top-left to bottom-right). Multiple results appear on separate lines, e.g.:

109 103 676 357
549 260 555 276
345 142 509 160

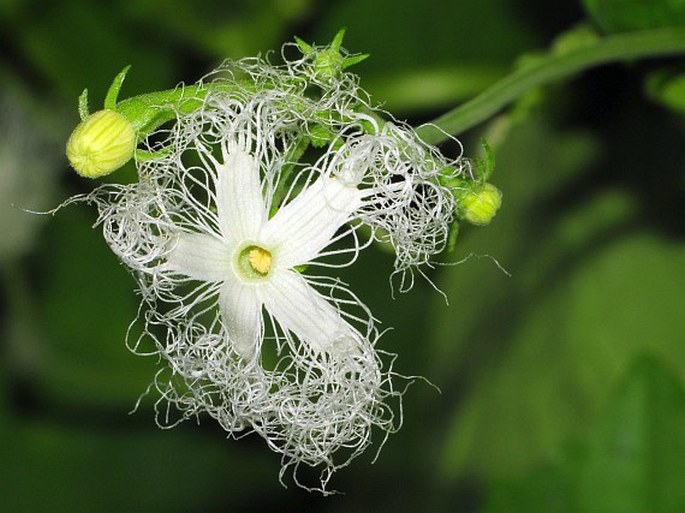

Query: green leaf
36 205 149 405
361 65 504 114
485 357 685 513
646 67 685 113
438 215 685 484
431 110 685 484
0 415 278 513
314 0 536 114
572 357 685 513
582 0 685 33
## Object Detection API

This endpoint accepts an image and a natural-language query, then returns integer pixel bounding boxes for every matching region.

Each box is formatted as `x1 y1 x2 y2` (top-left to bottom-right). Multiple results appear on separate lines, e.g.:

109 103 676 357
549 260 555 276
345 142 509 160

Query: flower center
237 244 272 279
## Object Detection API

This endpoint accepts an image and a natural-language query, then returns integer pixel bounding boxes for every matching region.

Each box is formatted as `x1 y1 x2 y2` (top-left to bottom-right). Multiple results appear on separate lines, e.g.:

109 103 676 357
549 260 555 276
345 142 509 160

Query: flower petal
259 269 360 354
219 278 263 359
216 145 266 244
166 232 228 281
262 175 363 269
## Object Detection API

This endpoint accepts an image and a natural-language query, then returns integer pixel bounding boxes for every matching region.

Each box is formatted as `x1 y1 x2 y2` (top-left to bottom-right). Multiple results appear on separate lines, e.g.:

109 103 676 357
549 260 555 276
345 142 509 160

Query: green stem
418 27 685 145
269 136 311 217
117 84 217 137
116 81 256 140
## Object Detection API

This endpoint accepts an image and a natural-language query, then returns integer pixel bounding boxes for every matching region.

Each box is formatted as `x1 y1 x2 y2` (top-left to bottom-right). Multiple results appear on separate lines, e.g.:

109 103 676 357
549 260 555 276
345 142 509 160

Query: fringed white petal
262 176 363 269
219 278 263 359
216 145 266 244
166 232 228 281
259 269 360 354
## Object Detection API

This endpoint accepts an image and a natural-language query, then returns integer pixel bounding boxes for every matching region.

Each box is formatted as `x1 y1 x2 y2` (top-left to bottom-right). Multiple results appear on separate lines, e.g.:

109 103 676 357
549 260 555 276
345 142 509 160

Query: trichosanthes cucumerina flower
73 41 472 490
165 141 366 360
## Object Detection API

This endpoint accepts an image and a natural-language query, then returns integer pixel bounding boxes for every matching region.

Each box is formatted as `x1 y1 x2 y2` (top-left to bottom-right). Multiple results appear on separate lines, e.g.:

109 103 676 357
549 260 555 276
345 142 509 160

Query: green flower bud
313 47 346 81
296 28 369 82
460 182 502 226
66 109 135 178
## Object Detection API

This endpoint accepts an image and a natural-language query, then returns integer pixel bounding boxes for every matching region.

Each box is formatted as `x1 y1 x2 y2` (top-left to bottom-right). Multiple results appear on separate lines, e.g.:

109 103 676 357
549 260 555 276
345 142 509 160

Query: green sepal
294 35 313 54
135 147 173 162
105 65 132 110
78 89 90 121
474 138 496 182
447 221 460 253
296 27 369 76
342 53 370 69
330 27 347 51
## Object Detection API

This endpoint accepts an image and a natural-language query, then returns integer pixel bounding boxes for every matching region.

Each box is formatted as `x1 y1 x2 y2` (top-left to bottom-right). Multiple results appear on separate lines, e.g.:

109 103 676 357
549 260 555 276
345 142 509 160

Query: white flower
75 51 468 490
165 141 366 360
85 86 402 491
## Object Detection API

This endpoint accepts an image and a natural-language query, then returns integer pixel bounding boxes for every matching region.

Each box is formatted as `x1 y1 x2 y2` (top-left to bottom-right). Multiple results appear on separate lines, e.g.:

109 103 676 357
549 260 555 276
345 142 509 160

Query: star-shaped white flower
165 144 366 360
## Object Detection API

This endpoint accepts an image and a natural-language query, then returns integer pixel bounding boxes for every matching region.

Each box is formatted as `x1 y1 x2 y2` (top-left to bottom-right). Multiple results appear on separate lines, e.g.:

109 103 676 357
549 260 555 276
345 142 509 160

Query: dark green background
1 1 684 512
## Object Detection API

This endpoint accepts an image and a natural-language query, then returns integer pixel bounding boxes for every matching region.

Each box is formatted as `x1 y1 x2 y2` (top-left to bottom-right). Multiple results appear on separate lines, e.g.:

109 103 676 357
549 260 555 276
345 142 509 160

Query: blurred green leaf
124 0 314 58
430 109 685 484
362 65 504 115
37 204 151 405
484 357 685 513
646 67 685 113
0 415 279 513
7 0 176 100
312 0 538 113
582 0 685 33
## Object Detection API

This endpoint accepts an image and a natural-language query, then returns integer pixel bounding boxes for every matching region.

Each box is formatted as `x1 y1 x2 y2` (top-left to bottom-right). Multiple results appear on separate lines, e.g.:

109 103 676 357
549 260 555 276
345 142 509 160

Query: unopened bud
460 183 502 226
313 47 346 81
66 109 135 178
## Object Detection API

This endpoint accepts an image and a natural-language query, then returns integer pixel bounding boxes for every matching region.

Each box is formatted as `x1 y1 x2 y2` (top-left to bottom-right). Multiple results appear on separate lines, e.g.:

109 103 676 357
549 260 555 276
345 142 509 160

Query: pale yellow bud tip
460 183 502 226
66 109 135 178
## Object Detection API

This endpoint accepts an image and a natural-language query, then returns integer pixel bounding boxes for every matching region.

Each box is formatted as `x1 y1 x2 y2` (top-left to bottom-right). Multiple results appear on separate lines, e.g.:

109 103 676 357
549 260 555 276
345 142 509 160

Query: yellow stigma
237 245 272 279
66 109 135 179
248 246 272 275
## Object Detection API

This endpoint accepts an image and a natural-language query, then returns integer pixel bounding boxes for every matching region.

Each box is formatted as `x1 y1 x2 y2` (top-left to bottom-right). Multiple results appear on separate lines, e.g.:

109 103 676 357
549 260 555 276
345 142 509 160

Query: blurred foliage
430 107 685 484
484 357 685 513
1 1 684 512
647 67 685 114
582 0 685 33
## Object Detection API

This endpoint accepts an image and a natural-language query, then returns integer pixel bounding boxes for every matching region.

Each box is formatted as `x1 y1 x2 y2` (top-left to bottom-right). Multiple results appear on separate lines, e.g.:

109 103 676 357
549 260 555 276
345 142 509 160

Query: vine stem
418 27 685 145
